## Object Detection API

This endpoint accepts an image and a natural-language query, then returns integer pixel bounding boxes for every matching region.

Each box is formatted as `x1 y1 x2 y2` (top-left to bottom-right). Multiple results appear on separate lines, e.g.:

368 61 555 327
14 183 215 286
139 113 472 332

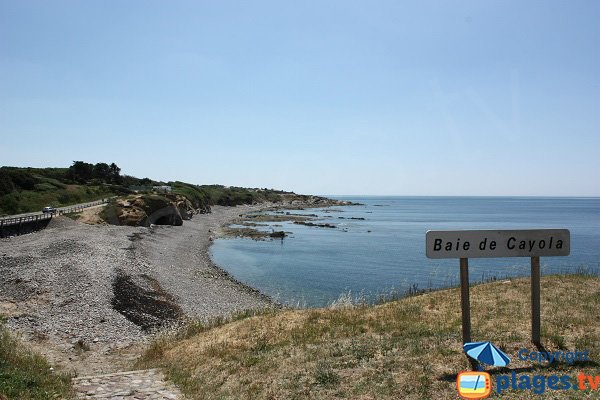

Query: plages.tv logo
455 341 595 398
457 371 491 399
456 341 511 399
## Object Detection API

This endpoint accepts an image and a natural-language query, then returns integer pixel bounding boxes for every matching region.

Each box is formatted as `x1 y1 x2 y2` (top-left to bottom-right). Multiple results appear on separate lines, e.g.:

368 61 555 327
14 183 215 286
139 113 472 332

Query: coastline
0 204 277 376
196 199 355 306
0 199 349 376
132 203 280 317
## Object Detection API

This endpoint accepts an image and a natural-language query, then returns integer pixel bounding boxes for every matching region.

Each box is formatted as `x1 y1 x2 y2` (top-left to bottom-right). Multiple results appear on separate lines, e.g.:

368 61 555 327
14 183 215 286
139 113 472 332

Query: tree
92 163 111 181
0 171 15 196
109 162 122 183
0 193 20 214
6 170 36 190
68 161 94 183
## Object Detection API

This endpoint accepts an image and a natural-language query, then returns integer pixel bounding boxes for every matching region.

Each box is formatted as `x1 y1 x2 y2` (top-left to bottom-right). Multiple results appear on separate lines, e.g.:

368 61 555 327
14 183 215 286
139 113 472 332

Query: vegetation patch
137 274 600 399
111 272 184 332
0 321 73 399
0 164 125 216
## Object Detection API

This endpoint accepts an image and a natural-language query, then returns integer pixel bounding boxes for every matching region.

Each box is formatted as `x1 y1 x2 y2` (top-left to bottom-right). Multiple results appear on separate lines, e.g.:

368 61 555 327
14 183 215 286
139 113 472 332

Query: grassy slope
0 168 119 216
137 274 600 399
0 322 73 400
0 183 116 216
0 165 295 216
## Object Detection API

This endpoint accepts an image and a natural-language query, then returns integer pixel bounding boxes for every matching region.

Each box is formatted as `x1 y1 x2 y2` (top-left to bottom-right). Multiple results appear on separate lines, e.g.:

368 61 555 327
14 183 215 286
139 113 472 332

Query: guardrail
0 213 53 228
56 199 109 217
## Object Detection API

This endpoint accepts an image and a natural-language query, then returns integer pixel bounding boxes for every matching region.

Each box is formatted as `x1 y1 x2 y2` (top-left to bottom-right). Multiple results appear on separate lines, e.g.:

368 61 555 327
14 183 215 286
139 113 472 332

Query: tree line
67 161 122 184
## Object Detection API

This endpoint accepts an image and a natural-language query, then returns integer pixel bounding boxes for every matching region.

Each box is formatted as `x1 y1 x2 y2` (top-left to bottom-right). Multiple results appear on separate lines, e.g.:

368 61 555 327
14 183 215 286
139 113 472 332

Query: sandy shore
0 204 274 376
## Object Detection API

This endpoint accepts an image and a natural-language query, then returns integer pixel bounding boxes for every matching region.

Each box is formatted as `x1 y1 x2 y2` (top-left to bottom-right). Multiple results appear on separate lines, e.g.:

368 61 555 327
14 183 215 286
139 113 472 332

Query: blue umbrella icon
464 341 511 367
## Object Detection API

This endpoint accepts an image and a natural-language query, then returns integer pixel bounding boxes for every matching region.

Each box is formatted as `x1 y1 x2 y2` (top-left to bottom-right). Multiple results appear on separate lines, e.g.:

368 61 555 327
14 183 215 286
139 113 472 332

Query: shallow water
210 197 600 307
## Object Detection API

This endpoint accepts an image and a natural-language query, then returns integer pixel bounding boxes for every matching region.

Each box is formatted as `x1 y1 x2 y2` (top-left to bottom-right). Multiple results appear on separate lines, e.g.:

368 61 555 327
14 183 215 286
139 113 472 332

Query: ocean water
210 197 600 307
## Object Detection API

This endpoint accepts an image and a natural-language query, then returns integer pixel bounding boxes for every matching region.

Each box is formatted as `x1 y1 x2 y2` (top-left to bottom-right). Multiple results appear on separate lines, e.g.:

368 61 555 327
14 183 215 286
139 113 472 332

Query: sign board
426 229 570 259
426 228 571 349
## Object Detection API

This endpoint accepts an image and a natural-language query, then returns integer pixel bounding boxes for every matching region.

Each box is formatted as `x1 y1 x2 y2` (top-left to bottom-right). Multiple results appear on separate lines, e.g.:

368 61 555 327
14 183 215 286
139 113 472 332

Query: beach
0 204 276 376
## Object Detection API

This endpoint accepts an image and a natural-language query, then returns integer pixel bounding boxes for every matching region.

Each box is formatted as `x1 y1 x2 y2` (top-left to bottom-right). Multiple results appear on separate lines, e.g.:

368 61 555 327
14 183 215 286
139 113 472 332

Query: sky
1 1 599 196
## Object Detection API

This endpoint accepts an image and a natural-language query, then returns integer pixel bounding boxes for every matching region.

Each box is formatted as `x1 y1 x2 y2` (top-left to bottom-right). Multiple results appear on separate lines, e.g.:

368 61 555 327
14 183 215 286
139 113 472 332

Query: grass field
137 274 600 399
0 321 73 400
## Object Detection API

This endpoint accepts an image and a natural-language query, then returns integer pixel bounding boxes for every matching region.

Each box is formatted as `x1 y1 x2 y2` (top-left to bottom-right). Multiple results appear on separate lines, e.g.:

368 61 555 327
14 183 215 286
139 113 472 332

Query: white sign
426 229 570 259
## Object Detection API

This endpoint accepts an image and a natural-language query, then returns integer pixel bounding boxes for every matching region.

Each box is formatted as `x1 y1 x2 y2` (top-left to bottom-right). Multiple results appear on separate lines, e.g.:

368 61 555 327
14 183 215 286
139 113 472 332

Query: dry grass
137 275 600 399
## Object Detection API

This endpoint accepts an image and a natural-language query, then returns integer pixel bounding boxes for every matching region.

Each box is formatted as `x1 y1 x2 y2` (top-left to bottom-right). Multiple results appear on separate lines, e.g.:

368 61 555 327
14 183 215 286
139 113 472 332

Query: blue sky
1 1 599 196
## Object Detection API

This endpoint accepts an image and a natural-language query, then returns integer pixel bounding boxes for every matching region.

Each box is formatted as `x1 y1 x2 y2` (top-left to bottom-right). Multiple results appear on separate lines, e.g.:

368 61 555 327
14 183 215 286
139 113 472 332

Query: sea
210 197 600 307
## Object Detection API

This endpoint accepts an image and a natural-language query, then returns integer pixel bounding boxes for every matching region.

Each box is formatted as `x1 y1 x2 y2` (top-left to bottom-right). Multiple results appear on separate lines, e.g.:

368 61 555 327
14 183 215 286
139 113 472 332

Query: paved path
73 369 182 399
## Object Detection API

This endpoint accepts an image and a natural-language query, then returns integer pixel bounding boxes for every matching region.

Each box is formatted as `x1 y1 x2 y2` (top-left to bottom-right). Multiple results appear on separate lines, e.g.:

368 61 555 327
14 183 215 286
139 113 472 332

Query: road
0 198 114 224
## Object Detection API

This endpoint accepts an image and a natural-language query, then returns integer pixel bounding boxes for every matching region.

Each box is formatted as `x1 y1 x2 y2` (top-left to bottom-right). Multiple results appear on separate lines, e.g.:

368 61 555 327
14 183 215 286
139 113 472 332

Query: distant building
153 185 172 193
129 185 153 193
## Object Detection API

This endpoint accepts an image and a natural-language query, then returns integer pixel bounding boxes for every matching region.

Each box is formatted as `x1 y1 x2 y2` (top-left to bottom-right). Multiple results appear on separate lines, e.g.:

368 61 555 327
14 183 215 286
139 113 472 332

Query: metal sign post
531 256 541 346
426 229 570 347
459 258 471 343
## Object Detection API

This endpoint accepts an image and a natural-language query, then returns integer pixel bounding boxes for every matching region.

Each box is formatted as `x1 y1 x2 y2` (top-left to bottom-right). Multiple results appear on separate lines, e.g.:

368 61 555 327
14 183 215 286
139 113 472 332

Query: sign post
459 258 471 343
426 229 570 347
531 256 541 345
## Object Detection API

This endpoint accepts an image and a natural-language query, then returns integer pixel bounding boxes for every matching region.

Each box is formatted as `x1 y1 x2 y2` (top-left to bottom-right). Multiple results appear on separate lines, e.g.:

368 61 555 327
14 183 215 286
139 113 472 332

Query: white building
153 185 172 193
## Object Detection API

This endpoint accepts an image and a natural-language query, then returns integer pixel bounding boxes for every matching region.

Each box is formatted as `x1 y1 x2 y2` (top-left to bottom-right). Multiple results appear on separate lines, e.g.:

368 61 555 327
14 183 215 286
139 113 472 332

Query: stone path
73 369 182 399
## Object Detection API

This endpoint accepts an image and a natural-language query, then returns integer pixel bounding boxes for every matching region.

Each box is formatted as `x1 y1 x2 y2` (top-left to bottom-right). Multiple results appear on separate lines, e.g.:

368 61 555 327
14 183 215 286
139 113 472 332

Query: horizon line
319 194 600 199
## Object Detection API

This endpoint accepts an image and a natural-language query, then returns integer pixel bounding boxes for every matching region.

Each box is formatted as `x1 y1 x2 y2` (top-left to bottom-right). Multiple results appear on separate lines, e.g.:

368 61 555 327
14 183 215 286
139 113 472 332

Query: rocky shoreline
0 197 353 376
217 199 359 240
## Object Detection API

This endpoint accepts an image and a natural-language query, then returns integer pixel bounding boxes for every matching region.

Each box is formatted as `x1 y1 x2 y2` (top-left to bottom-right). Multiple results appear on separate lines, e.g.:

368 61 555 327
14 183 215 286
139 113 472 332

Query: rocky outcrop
165 194 195 221
278 194 361 208
105 194 197 227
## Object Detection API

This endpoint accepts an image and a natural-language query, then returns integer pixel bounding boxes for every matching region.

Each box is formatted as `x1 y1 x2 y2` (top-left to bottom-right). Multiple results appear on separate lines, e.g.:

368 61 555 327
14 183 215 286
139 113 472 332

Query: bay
210 197 600 307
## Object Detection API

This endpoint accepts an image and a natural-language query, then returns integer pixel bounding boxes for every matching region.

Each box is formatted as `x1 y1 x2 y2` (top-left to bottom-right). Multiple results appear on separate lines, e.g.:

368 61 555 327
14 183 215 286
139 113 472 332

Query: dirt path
76 203 107 225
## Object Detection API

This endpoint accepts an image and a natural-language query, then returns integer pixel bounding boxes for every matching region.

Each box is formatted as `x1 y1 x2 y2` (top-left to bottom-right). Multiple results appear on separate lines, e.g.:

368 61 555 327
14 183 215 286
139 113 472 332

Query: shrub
0 322 73 399
313 361 340 386
0 172 15 196
0 193 21 215
33 183 57 191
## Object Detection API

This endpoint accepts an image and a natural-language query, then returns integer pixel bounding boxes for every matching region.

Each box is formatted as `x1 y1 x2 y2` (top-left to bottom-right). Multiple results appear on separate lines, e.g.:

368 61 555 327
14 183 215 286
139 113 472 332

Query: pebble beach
0 205 274 376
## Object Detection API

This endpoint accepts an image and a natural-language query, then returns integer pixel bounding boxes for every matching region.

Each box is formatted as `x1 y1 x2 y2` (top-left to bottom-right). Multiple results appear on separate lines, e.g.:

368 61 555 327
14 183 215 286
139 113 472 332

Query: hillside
0 162 335 217
137 274 600 399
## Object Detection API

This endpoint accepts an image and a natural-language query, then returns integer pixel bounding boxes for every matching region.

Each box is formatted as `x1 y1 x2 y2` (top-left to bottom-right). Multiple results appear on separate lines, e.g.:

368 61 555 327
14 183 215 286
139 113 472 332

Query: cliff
101 194 198 227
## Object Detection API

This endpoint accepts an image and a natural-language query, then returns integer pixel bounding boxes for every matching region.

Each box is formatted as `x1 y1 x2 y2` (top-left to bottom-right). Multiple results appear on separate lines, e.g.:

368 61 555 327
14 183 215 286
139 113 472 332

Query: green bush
0 172 15 196
33 183 58 192
171 182 211 210
0 322 73 399
0 193 20 215
3 170 37 190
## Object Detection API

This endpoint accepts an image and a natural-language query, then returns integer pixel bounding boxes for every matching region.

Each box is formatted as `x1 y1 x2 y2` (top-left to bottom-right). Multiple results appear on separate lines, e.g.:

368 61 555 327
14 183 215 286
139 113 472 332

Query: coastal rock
174 197 195 220
106 194 195 227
